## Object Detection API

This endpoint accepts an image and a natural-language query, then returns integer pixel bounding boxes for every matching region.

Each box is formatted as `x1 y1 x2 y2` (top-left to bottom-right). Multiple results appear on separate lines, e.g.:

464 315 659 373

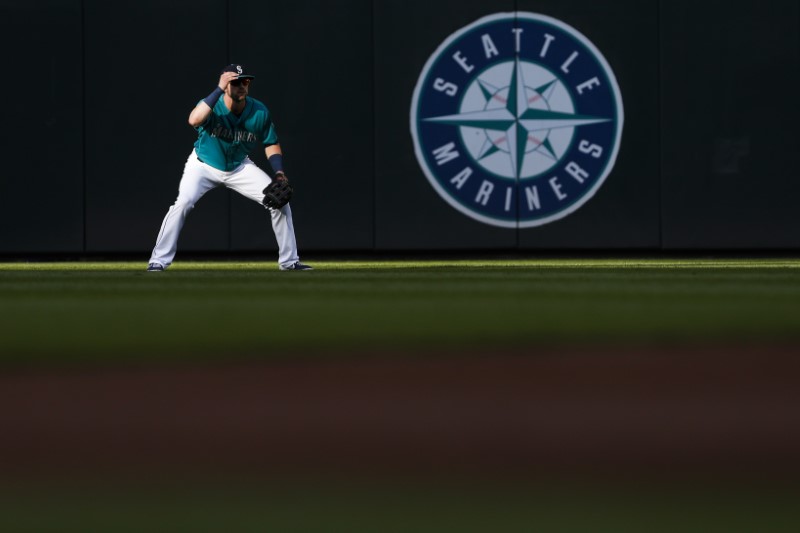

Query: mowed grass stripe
2 258 800 271
1 260 799 363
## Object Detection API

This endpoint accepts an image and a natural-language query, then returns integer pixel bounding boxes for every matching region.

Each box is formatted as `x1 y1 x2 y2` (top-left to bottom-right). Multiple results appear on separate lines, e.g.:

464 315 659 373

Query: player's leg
149 152 220 269
224 159 304 269
270 203 303 269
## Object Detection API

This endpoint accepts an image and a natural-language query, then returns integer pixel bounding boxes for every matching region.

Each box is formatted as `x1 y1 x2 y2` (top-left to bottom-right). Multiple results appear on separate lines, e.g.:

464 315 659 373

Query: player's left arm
266 144 287 182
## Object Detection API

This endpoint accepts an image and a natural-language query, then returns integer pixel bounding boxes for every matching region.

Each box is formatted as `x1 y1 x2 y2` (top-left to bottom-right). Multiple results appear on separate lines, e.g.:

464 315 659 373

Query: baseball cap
221 64 255 79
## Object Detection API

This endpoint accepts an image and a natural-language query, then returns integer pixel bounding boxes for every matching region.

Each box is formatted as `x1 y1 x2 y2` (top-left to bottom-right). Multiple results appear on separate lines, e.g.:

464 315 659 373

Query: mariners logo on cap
410 12 624 228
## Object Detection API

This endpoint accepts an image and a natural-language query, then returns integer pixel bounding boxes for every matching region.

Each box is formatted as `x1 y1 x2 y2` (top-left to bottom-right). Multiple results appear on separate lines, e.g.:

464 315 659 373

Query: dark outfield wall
0 0 797 254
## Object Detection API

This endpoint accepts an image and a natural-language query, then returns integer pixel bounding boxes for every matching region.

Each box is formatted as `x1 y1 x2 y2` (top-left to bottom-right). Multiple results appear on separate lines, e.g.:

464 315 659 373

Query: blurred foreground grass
1 258 799 364
3 259 800 531
2 480 799 533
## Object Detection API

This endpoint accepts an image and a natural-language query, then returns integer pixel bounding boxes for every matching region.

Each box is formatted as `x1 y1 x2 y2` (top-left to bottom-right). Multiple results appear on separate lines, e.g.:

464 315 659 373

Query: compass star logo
410 12 624 228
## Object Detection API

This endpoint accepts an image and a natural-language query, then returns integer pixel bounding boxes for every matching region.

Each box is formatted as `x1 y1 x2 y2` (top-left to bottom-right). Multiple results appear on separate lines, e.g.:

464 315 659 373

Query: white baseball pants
149 150 300 269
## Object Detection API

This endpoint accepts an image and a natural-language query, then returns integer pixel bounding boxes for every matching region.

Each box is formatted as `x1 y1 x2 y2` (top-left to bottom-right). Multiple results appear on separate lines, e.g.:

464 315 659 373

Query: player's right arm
188 72 238 127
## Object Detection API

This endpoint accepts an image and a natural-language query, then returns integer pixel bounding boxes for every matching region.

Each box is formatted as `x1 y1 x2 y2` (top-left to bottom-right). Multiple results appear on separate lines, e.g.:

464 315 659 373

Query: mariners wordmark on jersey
410 12 624 228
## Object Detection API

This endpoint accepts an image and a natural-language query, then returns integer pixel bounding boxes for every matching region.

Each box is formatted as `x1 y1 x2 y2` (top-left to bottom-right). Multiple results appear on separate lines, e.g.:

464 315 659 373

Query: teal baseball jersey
193 96 279 171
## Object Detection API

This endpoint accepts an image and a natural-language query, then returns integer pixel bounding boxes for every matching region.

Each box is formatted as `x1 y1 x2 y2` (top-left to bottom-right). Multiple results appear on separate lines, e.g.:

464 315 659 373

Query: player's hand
274 171 289 183
218 71 239 91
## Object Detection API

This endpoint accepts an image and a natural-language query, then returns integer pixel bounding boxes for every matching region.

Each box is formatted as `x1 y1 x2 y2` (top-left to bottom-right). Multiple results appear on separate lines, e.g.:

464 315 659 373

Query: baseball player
147 64 311 271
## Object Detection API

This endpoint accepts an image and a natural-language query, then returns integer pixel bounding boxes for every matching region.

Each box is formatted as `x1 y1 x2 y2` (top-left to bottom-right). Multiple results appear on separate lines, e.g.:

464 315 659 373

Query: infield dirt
2 343 798 485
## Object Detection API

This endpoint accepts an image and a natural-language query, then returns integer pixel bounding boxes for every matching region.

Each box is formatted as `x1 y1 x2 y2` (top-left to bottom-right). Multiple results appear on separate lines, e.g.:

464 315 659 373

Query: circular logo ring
410 12 624 228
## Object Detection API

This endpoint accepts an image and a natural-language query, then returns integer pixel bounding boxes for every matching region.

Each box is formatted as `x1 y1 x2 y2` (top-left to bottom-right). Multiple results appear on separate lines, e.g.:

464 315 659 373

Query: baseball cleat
280 261 313 271
146 263 165 272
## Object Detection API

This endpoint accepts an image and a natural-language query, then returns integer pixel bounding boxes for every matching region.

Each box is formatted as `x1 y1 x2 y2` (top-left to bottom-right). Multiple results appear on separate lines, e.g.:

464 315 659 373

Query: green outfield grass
2 481 798 533
3 258 799 531
1 258 799 364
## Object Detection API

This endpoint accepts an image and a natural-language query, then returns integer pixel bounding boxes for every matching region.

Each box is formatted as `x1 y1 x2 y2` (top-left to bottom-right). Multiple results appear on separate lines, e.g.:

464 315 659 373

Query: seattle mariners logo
410 13 624 228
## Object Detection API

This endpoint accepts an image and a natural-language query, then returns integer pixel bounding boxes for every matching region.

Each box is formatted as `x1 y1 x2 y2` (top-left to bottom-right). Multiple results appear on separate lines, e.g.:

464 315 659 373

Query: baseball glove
262 176 293 209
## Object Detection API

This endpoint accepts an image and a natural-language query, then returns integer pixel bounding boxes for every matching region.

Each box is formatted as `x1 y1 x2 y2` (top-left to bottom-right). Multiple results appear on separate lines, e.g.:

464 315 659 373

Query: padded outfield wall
0 0 797 254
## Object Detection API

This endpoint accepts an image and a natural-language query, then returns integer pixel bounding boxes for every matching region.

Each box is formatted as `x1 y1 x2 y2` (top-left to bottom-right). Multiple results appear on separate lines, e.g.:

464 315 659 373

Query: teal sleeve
263 115 279 146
